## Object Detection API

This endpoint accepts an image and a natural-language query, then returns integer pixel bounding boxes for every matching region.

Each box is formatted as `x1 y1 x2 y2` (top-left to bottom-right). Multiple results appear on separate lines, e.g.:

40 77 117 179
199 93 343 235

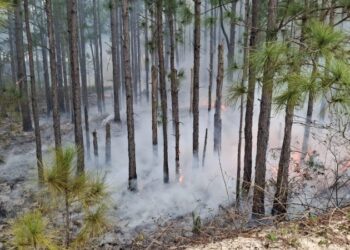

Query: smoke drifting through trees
2 1 350 246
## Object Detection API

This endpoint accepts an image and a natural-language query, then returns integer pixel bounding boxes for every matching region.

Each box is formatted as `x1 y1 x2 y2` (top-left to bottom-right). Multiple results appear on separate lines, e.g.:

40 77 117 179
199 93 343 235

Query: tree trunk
67 0 85 174
252 0 278 216
53 13 66 113
78 0 90 159
192 0 201 164
39 9 52 117
208 6 215 112
242 0 259 193
45 0 62 149
93 130 98 157
272 102 294 216
24 0 43 183
151 65 158 146
8 13 17 85
62 41 71 115
122 0 137 191
236 0 250 206
144 5 150 101
97 0 105 110
214 44 224 152
14 1 33 132
110 0 121 123
93 0 102 113
156 0 169 183
227 0 238 80
167 1 180 176
106 123 111 164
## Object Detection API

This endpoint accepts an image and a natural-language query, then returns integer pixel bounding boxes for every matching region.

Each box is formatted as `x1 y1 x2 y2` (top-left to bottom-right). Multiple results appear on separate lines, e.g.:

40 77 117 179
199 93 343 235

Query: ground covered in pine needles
115 205 350 249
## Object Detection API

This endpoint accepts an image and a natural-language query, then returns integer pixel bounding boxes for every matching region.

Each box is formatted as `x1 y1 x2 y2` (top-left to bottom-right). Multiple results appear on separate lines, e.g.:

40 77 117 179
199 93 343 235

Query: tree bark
45 0 62 149
192 0 201 164
227 0 238 80
78 0 90 159
208 6 215 112
236 0 250 206
93 0 102 113
110 0 121 123
106 123 111 164
252 0 278 216
145 6 150 101
167 1 180 176
156 0 169 183
24 0 43 183
151 65 158 146
214 44 224 152
67 0 85 174
97 0 105 110
14 1 33 132
242 0 259 193
122 0 137 191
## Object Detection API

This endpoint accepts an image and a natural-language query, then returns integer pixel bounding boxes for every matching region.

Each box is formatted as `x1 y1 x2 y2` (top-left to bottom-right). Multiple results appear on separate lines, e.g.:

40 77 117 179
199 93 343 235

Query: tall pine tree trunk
168 0 180 176
144 5 150 101
151 65 158 147
192 0 201 164
45 0 61 149
78 0 90 158
214 44 224 152
93 0 102 113
111 0 121 123
227 0 238 80
242 0 259 193
252 0 278 216
236 0 250 205
15 1 33 132
208 6 215 112
24 0 43 183
156 0 169 183
67 0 85 173
122 0 137 191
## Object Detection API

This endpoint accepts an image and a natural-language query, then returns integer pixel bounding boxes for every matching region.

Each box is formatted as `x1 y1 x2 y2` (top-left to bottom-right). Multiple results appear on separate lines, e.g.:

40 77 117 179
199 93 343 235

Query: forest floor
113 205 350 249
1 93 350 249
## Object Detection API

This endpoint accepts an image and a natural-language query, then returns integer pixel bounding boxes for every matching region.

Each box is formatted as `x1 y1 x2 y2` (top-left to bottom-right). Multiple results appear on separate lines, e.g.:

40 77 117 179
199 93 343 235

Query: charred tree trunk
45 0 62 149
122 0 137 191
242 0 259 193
156 0 169 183
192 0 201 164
67 0 85 173
15 1 33 132
24 0 43 183
252 0 278 216
111 0 121 123
214 44 224 152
